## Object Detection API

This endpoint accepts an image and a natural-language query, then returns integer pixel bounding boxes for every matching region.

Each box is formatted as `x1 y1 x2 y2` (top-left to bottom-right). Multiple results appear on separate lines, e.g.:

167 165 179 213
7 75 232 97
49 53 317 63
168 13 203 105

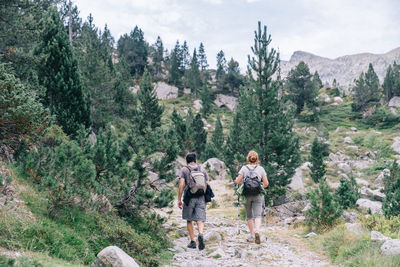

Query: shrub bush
383 161 400 218
334 175 360 209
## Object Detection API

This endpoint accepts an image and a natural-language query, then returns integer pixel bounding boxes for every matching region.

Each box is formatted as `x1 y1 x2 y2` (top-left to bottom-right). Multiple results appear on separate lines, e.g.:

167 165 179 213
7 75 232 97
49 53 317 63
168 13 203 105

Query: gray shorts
182 196 206 222
245 194 264 220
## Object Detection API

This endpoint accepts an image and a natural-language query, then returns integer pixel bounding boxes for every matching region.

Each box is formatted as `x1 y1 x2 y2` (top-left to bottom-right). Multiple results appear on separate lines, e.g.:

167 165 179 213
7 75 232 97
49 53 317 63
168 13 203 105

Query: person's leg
187 220 195 241
247 218 255 236
245 196 255 237
196 220 204 235
252 195 264 244
254 217 262 232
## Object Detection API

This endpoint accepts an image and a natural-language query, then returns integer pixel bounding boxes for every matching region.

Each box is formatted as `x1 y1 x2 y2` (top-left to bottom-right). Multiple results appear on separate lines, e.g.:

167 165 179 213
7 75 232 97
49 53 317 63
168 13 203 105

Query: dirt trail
165 180 333 267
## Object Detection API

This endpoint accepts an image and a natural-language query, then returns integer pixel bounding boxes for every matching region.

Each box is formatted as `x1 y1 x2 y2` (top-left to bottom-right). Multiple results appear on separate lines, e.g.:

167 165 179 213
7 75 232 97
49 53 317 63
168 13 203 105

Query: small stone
346 223 364 235
305 232 317 238
204 231 222 242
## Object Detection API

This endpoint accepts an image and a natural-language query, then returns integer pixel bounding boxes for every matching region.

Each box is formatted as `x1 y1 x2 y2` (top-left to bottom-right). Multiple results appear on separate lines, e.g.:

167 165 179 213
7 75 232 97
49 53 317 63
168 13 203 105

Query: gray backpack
243 165 262 196
186 165 207 196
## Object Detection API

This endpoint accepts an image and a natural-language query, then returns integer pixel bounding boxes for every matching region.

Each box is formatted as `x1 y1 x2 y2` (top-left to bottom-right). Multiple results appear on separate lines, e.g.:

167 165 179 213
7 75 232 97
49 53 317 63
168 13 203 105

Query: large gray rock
154 82 178 100
388 96 400 108
346 223 364 235
359 187 385 201
392 137 400 154
204 231 222 242
287 162 310 191
214 94 238 111
381 239 400 256
193 100 202 112
344 136 353 144
319 93 331 103
355 178 370 187
273 201 309 218
371 231 391 242
356 198 383 214
337 162 352 173
333 96 343 103
375 169 390 186
326 179 340 190
342 211 359 223
94 246 140 267
202 158 226 180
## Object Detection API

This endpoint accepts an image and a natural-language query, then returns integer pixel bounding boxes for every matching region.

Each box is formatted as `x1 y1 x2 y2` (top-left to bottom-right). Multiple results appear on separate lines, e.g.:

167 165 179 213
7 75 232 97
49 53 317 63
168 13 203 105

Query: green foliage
223 58 243 96
383 161 400 218
168 41 184 87
364 106 400 129
285 61 319 114
187 48 202 97
36 7 91 136
200 85 213 118
305 179 342 230
352 63 380 112
191 113 207 155
0 64 50 148
215 50 227 91
309 137 327 183
151 36 164 79
117 26 148 77
360 214 400 238
383 62 400 101
202 114 224 160
312 71 323 89
138 69 164 129
0 255 43 267
353 132 392 158
225 21 300 203
334 175 360 209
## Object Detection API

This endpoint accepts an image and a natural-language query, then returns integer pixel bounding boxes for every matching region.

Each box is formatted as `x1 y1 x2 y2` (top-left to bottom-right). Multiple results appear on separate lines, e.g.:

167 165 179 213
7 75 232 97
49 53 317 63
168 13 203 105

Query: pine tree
305 179 342 230
36 7 91 136
152 36 164 78
170 108 186 152
383 62 400 102
191 113 207 155
188 48 202 97
226 21 301 203
117 26 148 77
383 161 400 217
309 137 327 183
352 63 380 111
224 58 243 96
334 175 360 209
312 71 323 89
200 85 212 117
168 41 184 86
216 50 227 90
198 42 210 85
202 114 224 160
285 61 318 114
138 69 163 129
181 41 191 70
113 74 136 117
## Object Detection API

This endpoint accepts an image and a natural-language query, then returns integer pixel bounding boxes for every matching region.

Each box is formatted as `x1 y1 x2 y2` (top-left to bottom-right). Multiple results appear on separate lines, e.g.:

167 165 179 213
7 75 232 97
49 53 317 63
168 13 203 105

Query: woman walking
235 150 269 244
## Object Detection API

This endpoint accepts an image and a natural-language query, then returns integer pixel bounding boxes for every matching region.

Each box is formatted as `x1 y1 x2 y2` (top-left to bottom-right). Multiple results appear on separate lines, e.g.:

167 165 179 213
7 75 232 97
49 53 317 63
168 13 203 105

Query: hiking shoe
198 234 205 250
247 235 255 242
255 233 261 244
187 240 196 249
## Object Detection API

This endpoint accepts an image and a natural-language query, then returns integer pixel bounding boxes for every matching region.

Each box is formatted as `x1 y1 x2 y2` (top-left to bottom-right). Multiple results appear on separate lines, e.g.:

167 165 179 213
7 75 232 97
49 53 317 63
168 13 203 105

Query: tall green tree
312 71 323 89
216 50 227 90
36 7 91 136
138 69 163 129
181 40 191 70
200 85 213 118
383 62 400 102
152 36 164 78
285 61 318 114
202 114 224 160
191 113 207 155
187 48 202 97
309 137 327 183
224 58 243 96
383 161 400 218
352 63 380 111
168 41 184 86
117 26 148 77
170 108 186 152
334 175 360 210
226 21 301 203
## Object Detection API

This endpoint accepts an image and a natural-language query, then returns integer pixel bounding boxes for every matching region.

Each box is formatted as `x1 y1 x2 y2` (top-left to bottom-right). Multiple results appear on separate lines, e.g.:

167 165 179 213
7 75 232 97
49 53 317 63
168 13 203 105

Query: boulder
183 88 191 94
287 162 310 191
333 96 343 103
371 231 391 242
326 179 340 190
129 85 139 94
94 246 140 267
350 127 358 132
356 198 383 214
202 158 226 180
154 82 178 100
392 137 400 154
319 93 331 103
204 231 222 242
375 169 390 187
342 211 359 223
193 100 202 112
355 178 370 187
338 162 352 173
305 232 317 238
359 187 385 201
214 94 238 111
346 223 364 235
273 200 309 218
89 132 97 145
388 96 400 108
381 239 400 256
344 136 353 144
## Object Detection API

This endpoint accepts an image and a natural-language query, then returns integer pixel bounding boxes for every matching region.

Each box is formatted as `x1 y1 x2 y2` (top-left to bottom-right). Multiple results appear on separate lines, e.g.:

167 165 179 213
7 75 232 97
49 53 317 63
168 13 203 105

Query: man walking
178 152 209 250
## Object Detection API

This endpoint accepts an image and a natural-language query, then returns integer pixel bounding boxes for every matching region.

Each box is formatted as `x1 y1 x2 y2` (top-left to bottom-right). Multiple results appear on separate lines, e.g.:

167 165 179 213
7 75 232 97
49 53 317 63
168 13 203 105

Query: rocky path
165 180 333 267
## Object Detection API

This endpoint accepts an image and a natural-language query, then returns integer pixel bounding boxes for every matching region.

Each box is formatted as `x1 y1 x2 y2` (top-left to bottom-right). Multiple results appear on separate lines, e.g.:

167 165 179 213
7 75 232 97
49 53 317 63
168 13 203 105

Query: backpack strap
245 165 258 171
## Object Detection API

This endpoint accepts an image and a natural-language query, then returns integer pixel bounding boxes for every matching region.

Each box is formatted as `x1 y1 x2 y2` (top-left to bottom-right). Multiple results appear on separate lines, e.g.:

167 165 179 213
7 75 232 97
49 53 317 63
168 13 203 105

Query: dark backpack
243 165 262 196
186 165 207 196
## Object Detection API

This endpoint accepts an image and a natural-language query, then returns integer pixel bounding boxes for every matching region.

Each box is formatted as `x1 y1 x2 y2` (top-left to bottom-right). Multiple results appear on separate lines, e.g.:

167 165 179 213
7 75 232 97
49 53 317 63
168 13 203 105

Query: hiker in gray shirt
178 152 209 250
235 150 269 244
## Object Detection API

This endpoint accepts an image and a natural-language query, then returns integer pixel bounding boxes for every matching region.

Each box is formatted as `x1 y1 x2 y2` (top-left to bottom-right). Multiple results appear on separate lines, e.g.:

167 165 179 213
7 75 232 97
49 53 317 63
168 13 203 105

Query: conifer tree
168 41 184 86
170 108 186 152
285 61 318 114
36 7 91 136
305 179 342 230
224 58 243 96
383 62 400 102
188 48 202 96
312 71 323 89
309 137 327 183
191 113 207 155
182 40 191 70
152 36 164 78
202 114 224 160
200 85 212 117
226 21 300 203
198 42 209 71
334 175 360 209
216 50 227 90
352 63 380 111
138 69 163 129
113 74 136 117
383 161 400 217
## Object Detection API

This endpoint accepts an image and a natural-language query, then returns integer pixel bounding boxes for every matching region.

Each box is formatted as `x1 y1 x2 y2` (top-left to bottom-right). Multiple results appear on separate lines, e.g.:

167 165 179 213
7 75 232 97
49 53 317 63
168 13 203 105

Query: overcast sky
75 0 400 71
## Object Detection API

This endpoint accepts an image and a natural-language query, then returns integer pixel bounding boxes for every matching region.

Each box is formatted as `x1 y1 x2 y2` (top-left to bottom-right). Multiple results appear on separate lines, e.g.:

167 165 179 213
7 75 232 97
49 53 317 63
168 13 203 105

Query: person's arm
262 175 269 188
235 174 244 185
177 178 185 209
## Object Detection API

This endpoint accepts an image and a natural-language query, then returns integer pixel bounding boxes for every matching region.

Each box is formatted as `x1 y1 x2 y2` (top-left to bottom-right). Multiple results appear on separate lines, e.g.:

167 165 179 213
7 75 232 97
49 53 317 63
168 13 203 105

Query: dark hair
186 152 197 164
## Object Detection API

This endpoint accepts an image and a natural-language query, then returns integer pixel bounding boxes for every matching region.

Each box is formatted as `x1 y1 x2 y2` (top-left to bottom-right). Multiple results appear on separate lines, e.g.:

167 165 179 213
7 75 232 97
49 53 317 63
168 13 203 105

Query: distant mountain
280 47 400 87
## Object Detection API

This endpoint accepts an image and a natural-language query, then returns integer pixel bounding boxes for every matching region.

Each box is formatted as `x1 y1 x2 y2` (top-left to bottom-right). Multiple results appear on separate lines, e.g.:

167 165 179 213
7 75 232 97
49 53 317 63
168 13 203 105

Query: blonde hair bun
247 150 259 164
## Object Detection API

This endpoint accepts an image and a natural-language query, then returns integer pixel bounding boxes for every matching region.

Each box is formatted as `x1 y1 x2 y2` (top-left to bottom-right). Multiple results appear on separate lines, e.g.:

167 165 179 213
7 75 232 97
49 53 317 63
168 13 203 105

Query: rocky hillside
280 47 400 87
